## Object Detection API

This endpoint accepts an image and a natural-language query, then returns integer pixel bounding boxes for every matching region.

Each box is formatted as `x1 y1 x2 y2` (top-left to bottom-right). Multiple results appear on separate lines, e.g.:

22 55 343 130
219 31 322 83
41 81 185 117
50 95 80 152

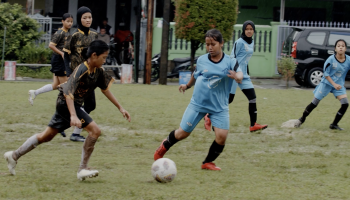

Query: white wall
68 0 78 25
106 0 116 34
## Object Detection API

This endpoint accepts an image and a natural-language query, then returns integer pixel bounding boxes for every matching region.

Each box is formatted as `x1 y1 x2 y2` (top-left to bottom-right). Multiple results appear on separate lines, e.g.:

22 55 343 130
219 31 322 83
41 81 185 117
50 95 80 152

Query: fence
28 14 52 47
285 20 350 28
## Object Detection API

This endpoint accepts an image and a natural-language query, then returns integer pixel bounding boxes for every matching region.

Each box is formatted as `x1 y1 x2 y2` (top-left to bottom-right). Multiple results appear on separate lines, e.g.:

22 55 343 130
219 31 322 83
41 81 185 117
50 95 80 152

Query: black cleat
60 131 66 137
329 124 344 130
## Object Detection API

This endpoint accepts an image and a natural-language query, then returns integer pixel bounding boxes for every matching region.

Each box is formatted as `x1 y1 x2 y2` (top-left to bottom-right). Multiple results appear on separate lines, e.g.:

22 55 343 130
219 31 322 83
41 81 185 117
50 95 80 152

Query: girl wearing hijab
228 20 268 132
63 6 98 142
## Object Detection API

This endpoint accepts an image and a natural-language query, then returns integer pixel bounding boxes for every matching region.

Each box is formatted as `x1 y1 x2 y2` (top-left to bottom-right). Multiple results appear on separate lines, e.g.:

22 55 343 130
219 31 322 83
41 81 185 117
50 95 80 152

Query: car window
328 32 350 47
307 32 326 45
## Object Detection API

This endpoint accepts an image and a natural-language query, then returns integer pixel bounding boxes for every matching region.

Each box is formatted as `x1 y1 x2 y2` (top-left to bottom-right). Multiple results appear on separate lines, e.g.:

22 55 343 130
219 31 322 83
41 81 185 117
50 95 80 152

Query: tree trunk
159 0 171 85
190 40 200 72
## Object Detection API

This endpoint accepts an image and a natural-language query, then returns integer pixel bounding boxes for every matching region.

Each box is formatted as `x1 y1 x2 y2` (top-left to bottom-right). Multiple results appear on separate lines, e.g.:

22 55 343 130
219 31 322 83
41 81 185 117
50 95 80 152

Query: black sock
229 93 235 104
249 103 257 127
203 140 225 164
332 103 348 125
163 130 178 150
300 102 317 123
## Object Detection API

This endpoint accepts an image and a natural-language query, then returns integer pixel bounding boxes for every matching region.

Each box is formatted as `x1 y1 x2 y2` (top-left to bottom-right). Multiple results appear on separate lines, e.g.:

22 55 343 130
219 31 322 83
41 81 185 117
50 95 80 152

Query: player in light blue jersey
154 29 243 171
229 20 268 132
295 39 350 130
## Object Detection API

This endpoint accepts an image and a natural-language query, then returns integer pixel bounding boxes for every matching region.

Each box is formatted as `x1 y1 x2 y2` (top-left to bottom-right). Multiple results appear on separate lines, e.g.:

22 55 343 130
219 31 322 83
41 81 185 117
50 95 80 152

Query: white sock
73 127 83 135
34 84 53 96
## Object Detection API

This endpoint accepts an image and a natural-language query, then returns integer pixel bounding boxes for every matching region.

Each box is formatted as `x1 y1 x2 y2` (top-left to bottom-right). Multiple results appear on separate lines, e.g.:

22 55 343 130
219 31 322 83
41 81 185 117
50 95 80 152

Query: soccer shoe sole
4 151 16 175
77 169 99 181
250 125 268 132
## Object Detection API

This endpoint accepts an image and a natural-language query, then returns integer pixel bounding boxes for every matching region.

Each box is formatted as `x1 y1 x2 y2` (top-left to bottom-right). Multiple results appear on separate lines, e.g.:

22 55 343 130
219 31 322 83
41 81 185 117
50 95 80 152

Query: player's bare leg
4 127 59 175
77 121 101 181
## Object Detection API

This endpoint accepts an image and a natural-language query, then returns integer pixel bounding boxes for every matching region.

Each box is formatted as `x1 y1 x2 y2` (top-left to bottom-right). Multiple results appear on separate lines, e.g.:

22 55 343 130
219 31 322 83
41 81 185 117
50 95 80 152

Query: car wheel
307 67 323 87
294 75 304 86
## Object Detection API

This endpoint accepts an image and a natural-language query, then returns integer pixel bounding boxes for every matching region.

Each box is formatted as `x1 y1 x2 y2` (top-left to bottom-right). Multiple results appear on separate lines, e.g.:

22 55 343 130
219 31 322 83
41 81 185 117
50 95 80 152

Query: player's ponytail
82 40 109 60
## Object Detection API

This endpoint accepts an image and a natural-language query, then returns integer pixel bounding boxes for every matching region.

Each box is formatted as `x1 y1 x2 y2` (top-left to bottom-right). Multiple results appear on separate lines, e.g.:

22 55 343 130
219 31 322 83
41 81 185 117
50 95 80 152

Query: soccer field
1 81 350 199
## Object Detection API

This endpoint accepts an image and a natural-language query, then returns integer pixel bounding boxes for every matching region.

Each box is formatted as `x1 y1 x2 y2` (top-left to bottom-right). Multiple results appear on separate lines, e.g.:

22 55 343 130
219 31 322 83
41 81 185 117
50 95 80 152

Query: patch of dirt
281 119 299 128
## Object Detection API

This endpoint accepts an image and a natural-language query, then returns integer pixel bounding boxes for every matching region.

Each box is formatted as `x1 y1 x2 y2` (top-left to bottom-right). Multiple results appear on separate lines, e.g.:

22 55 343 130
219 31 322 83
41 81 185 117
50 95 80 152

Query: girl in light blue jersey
154 29 243 171
295 39 350 130
229 20 268 132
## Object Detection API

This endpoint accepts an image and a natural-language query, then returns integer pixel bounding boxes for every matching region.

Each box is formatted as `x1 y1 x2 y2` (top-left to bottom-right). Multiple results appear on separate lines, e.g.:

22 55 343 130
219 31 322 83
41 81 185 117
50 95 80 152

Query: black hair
335 39 347 48
81 40 109 60
205 29 223 43
103 17 108 21
62 13 73 21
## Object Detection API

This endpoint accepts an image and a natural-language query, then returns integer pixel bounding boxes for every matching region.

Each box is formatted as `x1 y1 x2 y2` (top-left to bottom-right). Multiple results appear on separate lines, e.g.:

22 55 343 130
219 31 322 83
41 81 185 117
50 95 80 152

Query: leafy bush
16 66 52 79
16 43 52 64
277 54 297 88
174 0 239 69
0 3 42 61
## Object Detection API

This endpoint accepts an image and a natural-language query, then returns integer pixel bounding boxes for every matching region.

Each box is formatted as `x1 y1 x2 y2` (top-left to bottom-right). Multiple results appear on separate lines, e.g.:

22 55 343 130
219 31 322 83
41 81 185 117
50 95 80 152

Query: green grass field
1 81 350 200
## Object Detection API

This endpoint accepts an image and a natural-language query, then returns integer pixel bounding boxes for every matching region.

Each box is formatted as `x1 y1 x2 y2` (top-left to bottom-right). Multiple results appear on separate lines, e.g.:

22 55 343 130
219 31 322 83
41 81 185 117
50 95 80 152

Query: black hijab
77 6 91 35
241 20 255 44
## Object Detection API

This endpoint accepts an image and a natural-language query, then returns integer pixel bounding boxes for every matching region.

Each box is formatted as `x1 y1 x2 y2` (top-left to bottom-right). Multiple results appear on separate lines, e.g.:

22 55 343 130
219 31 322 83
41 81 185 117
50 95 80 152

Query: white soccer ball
151 158 177 183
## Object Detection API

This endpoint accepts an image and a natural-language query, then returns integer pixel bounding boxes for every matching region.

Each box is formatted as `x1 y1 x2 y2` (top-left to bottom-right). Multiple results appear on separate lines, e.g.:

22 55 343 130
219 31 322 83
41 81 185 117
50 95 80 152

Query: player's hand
227 70 242 83
60 52 64 59
120 108 131 122
334 84 342 90
70 115 82 128
179 84 187 94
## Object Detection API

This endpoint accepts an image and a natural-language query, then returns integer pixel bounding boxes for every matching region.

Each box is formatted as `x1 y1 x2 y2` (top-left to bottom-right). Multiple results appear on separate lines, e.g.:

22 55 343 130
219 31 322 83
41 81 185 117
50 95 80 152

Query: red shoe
250 123 268 132
154 139 168 160
201 162 221 171
204 114 212 131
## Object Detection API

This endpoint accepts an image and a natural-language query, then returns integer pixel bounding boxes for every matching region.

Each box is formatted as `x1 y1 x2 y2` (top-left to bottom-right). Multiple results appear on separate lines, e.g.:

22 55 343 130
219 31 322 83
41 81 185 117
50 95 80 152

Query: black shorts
50 54 66 77
48 98 93 132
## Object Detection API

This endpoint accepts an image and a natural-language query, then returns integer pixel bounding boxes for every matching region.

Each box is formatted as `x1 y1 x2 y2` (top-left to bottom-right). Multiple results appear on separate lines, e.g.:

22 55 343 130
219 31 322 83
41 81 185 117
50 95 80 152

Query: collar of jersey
78 29 90 35
84 61 96 74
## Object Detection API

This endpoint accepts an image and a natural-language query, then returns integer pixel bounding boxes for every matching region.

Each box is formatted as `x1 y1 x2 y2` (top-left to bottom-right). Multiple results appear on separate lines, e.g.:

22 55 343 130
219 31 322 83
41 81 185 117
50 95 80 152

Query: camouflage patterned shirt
63 29 98 71
58 61 114 106
50 28 70 55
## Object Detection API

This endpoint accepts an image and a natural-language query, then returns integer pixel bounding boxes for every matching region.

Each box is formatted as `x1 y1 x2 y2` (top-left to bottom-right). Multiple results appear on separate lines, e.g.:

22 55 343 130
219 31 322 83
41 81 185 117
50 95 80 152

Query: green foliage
277 54 297 88
0 3 42 60
16 66 52 79
16 43 52 64
174 0 239 43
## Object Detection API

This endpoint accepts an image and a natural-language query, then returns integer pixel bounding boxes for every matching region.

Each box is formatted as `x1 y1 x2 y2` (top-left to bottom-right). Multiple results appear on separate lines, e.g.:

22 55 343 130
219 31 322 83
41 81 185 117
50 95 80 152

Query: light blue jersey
230 38 254 78
320 54 350 87
188 53 241 113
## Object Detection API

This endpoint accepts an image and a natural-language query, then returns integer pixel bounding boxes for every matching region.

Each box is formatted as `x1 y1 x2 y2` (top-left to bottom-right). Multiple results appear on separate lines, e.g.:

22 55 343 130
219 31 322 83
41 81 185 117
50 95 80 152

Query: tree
174 0 239 70
0 3 42 61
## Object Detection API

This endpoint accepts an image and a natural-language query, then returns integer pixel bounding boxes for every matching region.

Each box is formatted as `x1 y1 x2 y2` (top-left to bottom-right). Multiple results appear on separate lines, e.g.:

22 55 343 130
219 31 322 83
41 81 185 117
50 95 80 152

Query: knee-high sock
34 84 53 96
332 102 349 125
300 102 318 123
13 134 39 161
79 135 97 171
203 140 225 164
249 103 257 126
163 130 179 150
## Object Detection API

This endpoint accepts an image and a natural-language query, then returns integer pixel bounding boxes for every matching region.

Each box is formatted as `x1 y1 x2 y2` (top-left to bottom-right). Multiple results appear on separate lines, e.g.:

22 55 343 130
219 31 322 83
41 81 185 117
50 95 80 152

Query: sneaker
201 162 221 171
204 114 212 131
28 90 36 106
294 119 303 128
60 131 66 137
70 134 85 142
154 139 167 161
77 169 99 181
250 123 268 132
4 151 17 175
330 124 344 130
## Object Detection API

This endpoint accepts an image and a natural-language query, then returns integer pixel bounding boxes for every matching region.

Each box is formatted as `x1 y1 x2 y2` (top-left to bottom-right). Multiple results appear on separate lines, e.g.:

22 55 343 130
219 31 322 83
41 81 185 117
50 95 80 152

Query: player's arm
179 73 195 94
227 60 243 83
49 32 64 58
102 90 131 122
65 97 82 128
323 60 341 90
